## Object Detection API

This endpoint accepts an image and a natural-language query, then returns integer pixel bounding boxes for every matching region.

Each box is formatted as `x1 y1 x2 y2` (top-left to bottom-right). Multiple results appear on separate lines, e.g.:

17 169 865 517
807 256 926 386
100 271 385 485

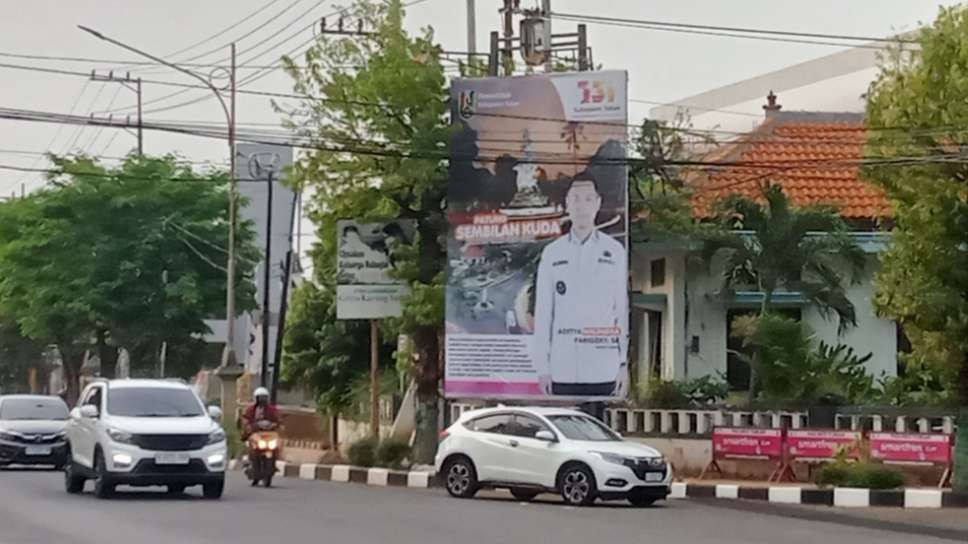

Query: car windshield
107 387 204 417
547 415 620 441
0 398 69 420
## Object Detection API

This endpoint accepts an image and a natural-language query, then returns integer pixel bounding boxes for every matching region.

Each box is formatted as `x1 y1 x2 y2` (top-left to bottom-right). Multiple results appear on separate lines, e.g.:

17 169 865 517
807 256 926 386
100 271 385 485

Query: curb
227 459 437 490
224 461 964 510
672 483 968 509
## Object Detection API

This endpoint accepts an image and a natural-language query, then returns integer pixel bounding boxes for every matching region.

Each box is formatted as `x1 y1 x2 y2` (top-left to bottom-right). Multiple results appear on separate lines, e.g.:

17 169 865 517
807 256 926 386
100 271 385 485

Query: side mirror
208 406 223 420
79 405 99 419
70 407 82 420
535 430 556 442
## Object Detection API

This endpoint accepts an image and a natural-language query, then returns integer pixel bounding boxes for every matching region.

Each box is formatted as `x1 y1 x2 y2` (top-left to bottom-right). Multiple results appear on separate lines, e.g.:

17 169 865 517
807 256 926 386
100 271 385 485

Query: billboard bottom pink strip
446 381 542 396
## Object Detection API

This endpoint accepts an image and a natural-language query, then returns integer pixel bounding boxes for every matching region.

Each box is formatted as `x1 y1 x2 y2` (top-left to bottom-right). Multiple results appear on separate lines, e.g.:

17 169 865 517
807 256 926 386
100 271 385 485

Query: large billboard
445 71 629 400
336 219 416 320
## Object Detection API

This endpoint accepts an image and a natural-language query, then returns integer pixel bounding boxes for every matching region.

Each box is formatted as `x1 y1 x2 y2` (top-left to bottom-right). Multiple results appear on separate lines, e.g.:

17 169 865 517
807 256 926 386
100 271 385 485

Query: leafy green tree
281 282 393 417
0 154 257 402
702 184 866 395
0 314 47 393
863 5 968 489
279 0 448 462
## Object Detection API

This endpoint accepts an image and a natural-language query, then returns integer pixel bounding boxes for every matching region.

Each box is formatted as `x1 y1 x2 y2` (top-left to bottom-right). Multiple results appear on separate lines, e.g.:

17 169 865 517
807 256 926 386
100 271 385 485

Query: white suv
435 406 671 507
64 379 227 499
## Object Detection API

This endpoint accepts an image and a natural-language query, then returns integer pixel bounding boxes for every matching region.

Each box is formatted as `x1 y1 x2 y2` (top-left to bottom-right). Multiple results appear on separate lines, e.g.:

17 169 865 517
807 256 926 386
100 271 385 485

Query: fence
604 408 808 436
447 403 957 438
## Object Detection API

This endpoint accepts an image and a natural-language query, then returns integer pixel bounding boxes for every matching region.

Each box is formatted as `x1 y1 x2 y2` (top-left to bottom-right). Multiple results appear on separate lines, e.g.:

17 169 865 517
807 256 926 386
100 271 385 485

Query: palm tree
702 183 867 394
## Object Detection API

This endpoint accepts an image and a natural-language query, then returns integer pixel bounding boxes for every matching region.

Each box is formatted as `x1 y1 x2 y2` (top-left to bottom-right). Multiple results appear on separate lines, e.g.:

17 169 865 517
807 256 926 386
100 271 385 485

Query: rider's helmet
253 387 269 401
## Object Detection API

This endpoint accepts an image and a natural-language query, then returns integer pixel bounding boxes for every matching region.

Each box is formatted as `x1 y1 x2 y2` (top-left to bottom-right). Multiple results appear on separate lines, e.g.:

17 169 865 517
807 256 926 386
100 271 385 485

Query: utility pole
260 169 274 388
466 0 476 65
89 70 143 154
225 43 238 369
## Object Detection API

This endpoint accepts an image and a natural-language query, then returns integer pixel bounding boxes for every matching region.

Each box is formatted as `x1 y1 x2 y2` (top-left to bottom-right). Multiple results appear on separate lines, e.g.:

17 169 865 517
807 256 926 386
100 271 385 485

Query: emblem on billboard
458 90 476 120
556 281 567 295
578 80 616 105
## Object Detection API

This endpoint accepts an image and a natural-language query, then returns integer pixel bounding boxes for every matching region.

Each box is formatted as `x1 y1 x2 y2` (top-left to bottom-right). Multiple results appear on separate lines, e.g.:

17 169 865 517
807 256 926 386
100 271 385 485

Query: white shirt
532 230 628 384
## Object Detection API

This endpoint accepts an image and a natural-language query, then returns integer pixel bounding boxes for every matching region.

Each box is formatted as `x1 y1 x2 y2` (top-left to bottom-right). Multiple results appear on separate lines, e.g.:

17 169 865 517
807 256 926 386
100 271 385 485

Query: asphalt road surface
0 468 959 544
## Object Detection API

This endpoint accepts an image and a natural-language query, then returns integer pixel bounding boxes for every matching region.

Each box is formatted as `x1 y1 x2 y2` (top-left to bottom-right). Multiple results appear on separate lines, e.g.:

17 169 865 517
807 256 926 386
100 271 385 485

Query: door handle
509 439 519 447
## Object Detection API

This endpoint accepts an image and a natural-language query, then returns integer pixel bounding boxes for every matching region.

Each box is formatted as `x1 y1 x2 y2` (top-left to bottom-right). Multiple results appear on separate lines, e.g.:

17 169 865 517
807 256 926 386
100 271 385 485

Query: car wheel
203 478 225 499
628 494 657 508
92 449 114 499
64 459 85 494
510 487 541 502
559 464 596 506
443 457 478 499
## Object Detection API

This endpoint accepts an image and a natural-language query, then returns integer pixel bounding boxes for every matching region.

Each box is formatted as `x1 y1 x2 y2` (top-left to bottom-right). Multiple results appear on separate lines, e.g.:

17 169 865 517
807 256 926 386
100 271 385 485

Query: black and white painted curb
227 459 436 489
669 482 968 509
226 460 965 509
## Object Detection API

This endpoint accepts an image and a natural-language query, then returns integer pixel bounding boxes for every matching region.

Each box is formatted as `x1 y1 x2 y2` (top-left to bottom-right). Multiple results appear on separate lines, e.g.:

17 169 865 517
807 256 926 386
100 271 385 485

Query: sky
0 0 962 247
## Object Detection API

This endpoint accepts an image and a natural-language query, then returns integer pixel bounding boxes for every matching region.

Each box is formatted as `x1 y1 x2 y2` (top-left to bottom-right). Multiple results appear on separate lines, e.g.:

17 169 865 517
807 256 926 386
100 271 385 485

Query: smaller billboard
336 219 416 320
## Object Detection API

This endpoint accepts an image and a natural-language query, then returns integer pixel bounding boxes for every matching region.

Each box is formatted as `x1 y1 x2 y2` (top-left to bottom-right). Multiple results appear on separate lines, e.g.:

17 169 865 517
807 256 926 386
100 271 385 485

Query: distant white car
435 406 671 506
64 379 227 499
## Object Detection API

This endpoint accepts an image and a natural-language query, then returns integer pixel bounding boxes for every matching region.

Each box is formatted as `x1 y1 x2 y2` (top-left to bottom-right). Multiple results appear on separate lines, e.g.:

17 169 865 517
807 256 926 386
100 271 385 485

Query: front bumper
0 439 68 466
592 459 673 498
104 459 226 487
101 440 227 486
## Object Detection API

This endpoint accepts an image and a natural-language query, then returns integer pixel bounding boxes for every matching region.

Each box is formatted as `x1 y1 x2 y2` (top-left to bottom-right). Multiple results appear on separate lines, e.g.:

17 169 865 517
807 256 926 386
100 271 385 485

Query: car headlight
592 451 630 466
644 456 666 468
207 429 226 445
0 430 17 442
107 428 135 445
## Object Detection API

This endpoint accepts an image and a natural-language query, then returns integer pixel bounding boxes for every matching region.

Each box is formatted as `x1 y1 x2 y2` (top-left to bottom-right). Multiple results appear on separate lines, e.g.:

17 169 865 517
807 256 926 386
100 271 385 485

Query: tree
702 183 866 395
863 5 968 489
0 154 258 402
279 0 448 462
0 314 47 394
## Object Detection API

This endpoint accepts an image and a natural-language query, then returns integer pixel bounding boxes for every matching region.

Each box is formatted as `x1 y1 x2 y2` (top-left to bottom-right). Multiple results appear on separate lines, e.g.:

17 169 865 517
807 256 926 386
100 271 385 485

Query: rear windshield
0 398 69 420
107 388 204 418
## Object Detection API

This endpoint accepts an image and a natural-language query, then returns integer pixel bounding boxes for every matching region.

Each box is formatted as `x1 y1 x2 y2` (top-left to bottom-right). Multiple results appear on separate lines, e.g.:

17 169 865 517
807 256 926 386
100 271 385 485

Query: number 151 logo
577 80 616 104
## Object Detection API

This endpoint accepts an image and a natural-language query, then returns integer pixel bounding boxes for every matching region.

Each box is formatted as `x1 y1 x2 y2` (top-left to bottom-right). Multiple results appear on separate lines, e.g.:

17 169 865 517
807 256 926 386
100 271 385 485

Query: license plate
155 452 191 465
645 472 664 482
24 446 51 456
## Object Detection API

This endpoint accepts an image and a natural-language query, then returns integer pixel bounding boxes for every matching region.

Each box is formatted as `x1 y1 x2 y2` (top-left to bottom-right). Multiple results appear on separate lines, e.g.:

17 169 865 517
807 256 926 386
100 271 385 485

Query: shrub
347 436 379 467
376 439 411 469
815 462 904 490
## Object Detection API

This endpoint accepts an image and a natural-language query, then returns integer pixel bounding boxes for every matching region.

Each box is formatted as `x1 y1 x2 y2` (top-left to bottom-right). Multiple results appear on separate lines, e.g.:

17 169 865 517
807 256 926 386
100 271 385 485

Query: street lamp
79 26 243 421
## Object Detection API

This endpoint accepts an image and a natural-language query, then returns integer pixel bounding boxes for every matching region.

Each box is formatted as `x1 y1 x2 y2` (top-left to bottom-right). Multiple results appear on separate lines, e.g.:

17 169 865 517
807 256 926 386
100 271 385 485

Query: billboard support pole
577 24 588 71
542 0 552 73
370 319 380 437
488 31 499 77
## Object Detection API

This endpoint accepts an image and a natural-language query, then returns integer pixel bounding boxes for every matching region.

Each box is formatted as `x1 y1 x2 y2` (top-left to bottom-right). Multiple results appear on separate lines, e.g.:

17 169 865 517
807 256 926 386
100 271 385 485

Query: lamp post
79 26 241 423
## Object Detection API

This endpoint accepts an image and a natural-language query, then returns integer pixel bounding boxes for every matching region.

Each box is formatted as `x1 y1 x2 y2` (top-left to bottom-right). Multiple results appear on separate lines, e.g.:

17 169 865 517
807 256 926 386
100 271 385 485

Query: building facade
630 97 897 388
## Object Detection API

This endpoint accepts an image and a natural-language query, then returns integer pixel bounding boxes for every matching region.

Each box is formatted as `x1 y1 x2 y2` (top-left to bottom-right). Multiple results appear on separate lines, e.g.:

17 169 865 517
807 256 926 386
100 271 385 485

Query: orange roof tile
689 112 892 219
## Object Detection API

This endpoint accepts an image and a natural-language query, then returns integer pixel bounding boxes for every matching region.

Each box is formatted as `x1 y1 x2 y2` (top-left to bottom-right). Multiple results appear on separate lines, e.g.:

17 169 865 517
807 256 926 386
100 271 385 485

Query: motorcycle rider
241 387 280 439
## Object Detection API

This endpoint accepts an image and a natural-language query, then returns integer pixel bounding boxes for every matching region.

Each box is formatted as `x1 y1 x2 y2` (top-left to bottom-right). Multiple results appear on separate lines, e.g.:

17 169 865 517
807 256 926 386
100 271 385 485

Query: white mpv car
64 379 227 499
435 406 671 506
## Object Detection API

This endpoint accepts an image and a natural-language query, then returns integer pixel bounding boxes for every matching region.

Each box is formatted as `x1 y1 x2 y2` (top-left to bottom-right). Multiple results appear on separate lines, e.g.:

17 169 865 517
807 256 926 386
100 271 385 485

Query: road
0 468 959 544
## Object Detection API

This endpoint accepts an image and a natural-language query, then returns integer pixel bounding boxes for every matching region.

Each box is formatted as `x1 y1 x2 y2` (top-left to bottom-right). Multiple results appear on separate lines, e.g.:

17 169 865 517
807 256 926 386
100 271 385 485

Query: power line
551 12 919 49
2 106 961 171
107 0 329 114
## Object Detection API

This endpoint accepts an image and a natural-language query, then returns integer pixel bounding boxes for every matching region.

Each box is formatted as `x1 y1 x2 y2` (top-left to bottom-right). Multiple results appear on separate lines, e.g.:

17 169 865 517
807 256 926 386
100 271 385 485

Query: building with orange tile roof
629 93 898 390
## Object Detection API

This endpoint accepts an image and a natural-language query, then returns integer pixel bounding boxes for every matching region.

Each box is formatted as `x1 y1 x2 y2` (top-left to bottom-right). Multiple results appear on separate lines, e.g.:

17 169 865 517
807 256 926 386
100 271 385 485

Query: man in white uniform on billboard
532 172 628 397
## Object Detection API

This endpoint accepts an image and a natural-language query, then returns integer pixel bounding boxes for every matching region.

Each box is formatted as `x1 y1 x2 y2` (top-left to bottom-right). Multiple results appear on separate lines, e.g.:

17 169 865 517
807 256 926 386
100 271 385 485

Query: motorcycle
245 428 282 487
